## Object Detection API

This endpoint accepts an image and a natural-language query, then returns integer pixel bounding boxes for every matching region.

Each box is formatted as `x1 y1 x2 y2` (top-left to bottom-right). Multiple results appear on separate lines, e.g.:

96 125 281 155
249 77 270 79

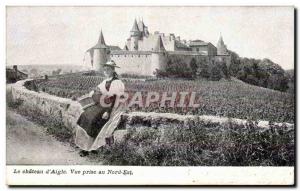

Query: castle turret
137 19 145 33
137 18 149 37
216 35 231 68
130 19 140 51
151 36 166 76
87 30 110 71
217 35 228 55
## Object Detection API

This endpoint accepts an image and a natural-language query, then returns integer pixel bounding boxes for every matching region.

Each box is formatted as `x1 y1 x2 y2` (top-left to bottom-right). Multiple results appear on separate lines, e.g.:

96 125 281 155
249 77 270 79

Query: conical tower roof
98 30 106 45
138 19 145 32
217 34 228 55
153 35 166 52
93 30 107 49
217 35 225 47
131 19 140 32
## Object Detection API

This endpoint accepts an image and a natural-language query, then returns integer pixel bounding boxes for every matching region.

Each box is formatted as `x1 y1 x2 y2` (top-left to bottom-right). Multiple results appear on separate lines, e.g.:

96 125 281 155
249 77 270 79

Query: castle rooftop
92 30 107 49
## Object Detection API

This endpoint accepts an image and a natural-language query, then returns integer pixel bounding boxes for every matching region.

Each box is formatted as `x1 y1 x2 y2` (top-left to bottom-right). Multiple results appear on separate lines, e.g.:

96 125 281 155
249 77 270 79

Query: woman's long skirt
76 104 110 138
75 103 125 151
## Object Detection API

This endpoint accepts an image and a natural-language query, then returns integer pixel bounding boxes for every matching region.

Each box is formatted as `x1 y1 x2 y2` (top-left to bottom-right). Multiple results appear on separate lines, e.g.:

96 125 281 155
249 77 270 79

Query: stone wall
111 52 152 76
108 50 231 77
11 80 83 131
121 112 294 129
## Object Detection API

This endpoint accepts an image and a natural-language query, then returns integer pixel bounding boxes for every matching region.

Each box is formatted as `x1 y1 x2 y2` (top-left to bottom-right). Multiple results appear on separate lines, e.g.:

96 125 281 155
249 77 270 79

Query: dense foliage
228 51 290 92
156 56 229 80
156 51 291 92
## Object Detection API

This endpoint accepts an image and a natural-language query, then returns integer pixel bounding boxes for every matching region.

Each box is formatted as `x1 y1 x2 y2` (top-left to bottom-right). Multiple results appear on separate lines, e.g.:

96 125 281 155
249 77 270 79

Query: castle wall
151 52 166 74
208 44 218 56
110 51 231 76
138 35 156 51
161 35 176 51
111 51 152 76
190 44 217 56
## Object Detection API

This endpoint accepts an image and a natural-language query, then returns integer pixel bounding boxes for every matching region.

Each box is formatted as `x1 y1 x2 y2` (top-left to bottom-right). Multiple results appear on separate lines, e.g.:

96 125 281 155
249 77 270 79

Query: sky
6 6 294 69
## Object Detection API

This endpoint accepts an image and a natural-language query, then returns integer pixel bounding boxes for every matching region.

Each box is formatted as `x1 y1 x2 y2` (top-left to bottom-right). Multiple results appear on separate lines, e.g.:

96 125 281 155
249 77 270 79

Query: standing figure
75 60 125 157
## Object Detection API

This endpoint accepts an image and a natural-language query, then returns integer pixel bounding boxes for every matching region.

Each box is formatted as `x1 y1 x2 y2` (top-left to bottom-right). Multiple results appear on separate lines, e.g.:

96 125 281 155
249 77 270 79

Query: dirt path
6 109 99 165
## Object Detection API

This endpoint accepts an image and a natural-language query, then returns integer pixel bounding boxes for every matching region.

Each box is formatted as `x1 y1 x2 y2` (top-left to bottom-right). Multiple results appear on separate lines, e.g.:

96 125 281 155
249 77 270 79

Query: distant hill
6 64 91 78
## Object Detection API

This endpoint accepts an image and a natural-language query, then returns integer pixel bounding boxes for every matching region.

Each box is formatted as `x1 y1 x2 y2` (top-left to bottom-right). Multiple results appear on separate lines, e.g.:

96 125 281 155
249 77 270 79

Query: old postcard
6 6 295 185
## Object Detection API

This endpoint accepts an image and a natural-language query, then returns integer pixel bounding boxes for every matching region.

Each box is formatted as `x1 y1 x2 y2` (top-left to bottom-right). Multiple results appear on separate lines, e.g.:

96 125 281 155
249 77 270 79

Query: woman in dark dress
75 60 125 156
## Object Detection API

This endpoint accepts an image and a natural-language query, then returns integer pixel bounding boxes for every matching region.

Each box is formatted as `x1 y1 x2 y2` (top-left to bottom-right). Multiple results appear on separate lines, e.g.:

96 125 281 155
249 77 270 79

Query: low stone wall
122 112 294 129
11 80 83 131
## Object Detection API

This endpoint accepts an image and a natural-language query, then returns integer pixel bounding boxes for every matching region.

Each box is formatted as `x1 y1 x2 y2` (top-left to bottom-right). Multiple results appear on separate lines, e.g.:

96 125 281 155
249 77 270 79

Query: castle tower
217 35 228 55
130 19 140 51
137 18 149 37
151 36 166 76
137 19 145 33
87 30 109 71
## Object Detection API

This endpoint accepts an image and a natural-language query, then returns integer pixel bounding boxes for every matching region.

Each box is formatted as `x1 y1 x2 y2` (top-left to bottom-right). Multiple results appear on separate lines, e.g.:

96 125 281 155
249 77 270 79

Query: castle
85 19 231 76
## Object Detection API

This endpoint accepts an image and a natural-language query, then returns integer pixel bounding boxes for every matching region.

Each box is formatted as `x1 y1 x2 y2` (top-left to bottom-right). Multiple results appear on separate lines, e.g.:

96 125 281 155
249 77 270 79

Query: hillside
228 51 291 92
25 73 294 123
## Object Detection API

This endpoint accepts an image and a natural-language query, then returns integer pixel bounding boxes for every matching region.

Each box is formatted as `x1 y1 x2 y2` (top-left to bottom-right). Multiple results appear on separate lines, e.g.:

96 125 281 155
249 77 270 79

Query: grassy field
29 73 294 123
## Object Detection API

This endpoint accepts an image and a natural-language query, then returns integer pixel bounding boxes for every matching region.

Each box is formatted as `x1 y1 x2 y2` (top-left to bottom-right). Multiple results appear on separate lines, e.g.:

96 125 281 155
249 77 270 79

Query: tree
209 62 222 81
228 50 241 76
189 58 198 78
197 59 210 79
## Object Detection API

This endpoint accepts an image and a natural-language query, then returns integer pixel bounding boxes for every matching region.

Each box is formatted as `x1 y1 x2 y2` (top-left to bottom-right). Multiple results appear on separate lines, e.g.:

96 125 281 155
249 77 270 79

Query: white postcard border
6 165 294 185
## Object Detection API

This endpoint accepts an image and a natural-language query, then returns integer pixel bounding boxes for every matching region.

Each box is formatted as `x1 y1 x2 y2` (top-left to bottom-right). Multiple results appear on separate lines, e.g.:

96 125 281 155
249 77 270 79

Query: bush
95 121 294 166
228 51 290 92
